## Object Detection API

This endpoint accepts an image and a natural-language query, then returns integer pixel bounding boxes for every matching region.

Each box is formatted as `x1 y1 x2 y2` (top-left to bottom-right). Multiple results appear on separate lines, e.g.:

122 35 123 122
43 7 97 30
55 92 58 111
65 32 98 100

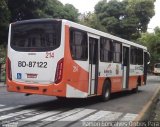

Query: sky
59 0 160 33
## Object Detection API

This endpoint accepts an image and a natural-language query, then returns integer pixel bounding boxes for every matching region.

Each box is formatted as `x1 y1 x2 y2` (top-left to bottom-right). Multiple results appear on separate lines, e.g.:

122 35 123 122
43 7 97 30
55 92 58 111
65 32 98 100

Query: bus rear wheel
101 80 111 101
56 96 66 101
132 77 140 93
132 86 138 93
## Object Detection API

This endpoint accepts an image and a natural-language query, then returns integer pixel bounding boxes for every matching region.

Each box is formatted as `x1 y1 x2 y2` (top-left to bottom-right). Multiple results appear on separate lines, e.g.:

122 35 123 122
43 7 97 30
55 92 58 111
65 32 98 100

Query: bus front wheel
101 80 111 101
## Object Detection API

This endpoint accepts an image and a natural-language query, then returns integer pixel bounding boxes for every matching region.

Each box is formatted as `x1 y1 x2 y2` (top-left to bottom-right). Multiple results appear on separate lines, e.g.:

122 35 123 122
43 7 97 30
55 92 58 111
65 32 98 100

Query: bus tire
132 77 140 93
137 76 141 86
132 86 138 93
56 96 66 101
101 80 111 102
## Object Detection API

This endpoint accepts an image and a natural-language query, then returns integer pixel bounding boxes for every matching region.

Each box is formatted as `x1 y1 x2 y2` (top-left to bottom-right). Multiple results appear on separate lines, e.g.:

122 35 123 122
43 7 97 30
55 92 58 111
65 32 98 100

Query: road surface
0 75 159 127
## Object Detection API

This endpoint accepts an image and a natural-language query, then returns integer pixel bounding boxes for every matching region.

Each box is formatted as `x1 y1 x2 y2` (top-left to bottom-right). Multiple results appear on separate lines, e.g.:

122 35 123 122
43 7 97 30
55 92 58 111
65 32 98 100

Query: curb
134 86 160 122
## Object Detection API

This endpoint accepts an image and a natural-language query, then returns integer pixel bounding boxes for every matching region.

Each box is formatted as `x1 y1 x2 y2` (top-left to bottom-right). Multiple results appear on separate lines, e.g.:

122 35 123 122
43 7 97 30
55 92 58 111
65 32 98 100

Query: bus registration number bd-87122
18 61 47 68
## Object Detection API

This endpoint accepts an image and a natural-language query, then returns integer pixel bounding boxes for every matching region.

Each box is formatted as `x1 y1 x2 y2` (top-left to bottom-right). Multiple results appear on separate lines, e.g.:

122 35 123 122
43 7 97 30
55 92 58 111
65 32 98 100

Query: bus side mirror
147 52 150 65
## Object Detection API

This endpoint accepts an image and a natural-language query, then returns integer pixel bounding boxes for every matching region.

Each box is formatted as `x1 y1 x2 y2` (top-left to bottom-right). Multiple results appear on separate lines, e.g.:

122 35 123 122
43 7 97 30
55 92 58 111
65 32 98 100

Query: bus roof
11 18 147 50
63 19 147 50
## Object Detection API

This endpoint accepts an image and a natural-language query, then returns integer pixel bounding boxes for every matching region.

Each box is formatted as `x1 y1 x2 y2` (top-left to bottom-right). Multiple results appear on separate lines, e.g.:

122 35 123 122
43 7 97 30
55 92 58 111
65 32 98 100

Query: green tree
0 0 10 45
7 0 79 22
94 0 155 40
138 27 160 63
43 0 65 18
7 0 50 21
45 2 79 22
79 12 106 32
62 4 79 22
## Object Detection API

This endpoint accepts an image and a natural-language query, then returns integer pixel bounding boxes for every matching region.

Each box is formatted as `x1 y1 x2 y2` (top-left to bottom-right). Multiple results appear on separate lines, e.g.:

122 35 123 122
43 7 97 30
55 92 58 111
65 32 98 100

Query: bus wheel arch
137 76 141 86
101 78 111 101
132 76 141 93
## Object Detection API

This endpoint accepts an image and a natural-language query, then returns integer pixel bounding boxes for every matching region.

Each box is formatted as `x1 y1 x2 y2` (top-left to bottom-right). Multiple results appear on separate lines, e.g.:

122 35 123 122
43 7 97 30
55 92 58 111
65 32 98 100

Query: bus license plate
18 61 47 68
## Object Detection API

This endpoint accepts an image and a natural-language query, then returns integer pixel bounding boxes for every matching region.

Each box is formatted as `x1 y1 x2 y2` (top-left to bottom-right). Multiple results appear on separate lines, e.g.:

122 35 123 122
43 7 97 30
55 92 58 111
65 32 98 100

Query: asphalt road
0 75 160 127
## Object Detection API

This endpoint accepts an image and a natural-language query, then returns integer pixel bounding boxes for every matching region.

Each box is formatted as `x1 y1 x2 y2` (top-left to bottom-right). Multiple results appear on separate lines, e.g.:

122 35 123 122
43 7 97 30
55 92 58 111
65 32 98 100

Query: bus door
88 35 99 95
122 45 130 89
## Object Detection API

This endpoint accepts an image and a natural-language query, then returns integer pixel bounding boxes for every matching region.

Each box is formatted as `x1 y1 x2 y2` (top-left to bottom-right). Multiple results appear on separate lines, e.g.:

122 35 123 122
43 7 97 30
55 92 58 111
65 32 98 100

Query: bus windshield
11 20 61 52
155 63 160 68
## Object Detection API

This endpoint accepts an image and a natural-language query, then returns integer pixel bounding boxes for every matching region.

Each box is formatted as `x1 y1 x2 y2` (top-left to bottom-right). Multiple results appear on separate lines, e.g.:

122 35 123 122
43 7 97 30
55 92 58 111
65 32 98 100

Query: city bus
153 63 160 75
6 19 150 101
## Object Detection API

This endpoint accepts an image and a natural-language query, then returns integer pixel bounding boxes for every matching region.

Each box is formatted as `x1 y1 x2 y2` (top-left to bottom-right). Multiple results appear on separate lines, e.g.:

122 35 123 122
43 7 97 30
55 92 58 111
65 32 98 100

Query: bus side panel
97 76 123 95
63 25 89 98
97 77 105 95
111 77 123 93
128 76 138 90
98 63 123 94
129 65 144 89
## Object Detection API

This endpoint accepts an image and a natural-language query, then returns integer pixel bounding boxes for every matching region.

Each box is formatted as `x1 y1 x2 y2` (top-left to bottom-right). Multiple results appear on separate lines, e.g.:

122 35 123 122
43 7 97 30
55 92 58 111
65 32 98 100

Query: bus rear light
6 57 12 80
54 58 64 84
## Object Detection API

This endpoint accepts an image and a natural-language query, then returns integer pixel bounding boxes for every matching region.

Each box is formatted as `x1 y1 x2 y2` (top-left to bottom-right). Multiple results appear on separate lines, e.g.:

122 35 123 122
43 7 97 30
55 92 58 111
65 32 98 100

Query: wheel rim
105 89 109 98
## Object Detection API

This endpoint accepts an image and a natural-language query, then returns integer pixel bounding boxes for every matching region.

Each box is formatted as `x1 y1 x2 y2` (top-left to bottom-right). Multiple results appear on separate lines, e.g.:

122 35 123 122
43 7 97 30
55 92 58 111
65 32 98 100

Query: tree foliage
7 0 79 22
94 0 155 40
0 0 10 45
0 0 79 46
7 0 48 21
42 1 79 21
138 27 160 63
62 4 79 22
79 12 106 32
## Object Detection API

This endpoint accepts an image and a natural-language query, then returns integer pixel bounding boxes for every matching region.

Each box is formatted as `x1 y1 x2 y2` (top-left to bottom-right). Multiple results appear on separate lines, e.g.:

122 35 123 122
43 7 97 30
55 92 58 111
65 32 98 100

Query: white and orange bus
6 19 150 101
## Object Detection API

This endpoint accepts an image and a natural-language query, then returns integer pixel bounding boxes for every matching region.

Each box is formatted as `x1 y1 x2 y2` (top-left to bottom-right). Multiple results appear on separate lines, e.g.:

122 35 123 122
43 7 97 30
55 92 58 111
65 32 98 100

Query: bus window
130 47 137 65
113 41 122 63
137 48 143 65
100 37 112 62
11 21 61 52
70 28 88 61
130 47 143 65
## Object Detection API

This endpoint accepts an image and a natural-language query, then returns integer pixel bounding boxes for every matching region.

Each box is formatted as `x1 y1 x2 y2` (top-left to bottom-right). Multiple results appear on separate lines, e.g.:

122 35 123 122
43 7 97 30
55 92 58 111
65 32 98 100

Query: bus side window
113 41 122 63
130 47 143 65
70 28 88 61
130 46 137 65
100 37 112 62
137 48 143 65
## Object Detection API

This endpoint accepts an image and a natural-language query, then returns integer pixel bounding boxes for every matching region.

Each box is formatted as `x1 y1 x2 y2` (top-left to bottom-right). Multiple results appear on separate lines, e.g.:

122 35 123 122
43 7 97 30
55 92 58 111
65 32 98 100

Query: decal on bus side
116 64 120 75
26 73 38 78
104 64 112 75
73 65 79 72
17 73 22 79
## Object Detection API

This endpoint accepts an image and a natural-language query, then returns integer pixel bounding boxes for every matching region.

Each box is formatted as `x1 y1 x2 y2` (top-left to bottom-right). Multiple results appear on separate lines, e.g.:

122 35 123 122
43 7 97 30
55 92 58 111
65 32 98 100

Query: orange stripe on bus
63 25 89 93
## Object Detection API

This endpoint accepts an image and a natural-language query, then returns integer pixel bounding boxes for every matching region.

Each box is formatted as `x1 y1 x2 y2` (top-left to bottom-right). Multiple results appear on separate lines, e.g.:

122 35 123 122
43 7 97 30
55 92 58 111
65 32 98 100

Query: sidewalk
134 86 160 122
150 95 160 121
